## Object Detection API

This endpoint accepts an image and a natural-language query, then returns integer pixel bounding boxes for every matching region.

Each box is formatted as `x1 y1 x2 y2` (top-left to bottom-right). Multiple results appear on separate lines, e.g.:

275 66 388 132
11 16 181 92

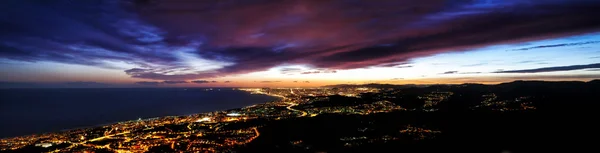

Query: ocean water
0 88 278 138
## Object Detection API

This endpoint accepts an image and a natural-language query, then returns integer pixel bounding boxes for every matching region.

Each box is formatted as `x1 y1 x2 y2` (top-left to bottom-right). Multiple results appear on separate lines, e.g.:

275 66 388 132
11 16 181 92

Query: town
2 80 598 153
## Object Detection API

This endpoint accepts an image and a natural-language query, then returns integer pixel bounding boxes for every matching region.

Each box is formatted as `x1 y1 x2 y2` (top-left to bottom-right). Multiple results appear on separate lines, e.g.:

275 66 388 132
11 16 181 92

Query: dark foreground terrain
235 80 599 153
2 80 598 153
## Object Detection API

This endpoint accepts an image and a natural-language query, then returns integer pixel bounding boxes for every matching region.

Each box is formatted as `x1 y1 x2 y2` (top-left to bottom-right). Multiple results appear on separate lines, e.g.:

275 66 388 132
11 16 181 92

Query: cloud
257 81 281 83
162 80 188 84
0 1 176 67
2 0 600 80
460 72 482 74
494 63 600 73
511 41 600 51
462 63 487 67
440 71 458 74
300 71 320 74
282 68 337 75
224 81 232 83
377 62 413 68
391 78 404 80
300 70 337 74
303 81 310 83
419 74 600 84
293 81 298 83
211 80 218 83
280 68 302 74
517 60 538 64
125 68 220 80
395 65 413 68
191 80 212 84
135 81 161 86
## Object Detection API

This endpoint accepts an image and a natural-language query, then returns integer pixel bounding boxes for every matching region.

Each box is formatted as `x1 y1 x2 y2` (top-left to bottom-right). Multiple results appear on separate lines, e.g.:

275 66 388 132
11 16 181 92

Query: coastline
0 88 279 139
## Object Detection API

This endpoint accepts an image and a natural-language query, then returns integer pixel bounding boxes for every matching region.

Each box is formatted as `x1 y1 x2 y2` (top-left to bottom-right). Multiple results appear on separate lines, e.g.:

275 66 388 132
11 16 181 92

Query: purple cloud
1 0 600 81
162 80 188 84
191 80 211 84
135 81 161 86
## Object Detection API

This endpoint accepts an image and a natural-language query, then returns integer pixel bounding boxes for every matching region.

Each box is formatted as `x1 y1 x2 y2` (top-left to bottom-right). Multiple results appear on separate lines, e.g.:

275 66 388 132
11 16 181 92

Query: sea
0 88 279 138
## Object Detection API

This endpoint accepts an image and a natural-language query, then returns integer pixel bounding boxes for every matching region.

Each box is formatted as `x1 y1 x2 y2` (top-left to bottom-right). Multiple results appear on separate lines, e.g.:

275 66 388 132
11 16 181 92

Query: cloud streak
192 80 215 84
495 63 600 73
257 81 281 83
162 80 187 84
460 72 482 74
440 71 458 74
300 70 337 74
511 41 600 51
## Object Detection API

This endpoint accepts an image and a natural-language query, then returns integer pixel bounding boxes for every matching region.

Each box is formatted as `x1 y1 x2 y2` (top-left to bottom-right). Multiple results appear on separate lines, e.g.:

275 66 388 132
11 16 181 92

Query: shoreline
0 89 280 139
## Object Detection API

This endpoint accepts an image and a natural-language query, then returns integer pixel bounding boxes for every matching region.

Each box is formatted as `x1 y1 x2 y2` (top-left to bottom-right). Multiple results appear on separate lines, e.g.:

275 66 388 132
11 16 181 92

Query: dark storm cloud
511 41 600 51
132 0 600 74
135 81 161 85
2 0 600 80
162 80 187 84
0 0 176 67
495 63 600 73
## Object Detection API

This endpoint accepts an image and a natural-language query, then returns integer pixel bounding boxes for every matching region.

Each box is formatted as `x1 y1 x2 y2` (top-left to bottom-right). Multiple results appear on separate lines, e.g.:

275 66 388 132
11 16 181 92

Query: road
285 102 308 117
258 91 308 117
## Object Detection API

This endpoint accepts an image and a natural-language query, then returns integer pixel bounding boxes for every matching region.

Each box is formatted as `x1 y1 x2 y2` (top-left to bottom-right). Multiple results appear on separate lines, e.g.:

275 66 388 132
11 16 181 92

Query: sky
1 0 600 88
